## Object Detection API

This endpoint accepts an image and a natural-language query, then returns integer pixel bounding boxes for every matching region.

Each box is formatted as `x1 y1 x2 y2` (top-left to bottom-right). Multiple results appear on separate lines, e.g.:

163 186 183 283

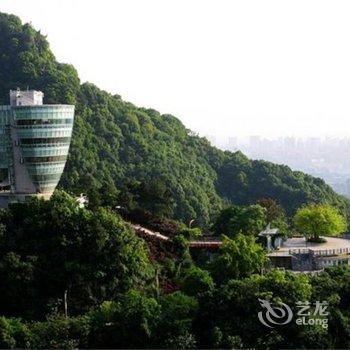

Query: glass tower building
0 89 74 206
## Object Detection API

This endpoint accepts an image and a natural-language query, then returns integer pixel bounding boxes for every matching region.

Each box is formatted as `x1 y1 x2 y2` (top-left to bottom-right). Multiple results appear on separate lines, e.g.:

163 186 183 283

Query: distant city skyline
205 134 350 197
204 133 350 149
2 0 350 138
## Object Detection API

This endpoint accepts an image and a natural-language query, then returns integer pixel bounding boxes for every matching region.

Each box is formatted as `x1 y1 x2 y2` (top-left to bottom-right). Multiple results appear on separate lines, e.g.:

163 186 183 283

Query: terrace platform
268 236 350 271
269 236 350 256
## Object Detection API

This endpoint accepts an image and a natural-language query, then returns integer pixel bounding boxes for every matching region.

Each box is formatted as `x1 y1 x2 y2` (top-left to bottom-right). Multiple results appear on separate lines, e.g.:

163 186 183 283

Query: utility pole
155 266 160 299
64 290 68 318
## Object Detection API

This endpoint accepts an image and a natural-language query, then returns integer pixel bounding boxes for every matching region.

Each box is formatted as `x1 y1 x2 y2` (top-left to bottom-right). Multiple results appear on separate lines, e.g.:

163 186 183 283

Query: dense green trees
210 234 268 283
0 13 79 105
213 204 267 236
1 192 350 348
4 11 350 350
6 265 350 349
195 270 313 349
0 191 154 319
212 200 290 238
1 11 350 226
294 204 347 241
179 266 214 296
89 291 160 348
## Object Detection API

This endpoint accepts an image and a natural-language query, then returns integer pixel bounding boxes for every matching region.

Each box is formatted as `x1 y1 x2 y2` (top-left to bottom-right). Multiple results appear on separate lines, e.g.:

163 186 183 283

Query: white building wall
10 89 44 106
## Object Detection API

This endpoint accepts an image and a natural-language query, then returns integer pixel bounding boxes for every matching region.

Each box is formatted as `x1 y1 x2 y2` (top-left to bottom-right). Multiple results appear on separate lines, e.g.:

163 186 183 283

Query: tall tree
294 204 346 241
210 234 267 283
213 205 267 237
257 197 289 236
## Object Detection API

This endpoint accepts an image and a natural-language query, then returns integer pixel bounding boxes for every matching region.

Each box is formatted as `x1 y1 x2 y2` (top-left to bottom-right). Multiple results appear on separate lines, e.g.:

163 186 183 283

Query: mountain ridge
1 11 349 224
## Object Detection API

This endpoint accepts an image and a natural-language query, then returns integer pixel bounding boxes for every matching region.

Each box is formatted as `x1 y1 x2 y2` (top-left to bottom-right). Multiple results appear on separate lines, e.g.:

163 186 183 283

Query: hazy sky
1 0 350 138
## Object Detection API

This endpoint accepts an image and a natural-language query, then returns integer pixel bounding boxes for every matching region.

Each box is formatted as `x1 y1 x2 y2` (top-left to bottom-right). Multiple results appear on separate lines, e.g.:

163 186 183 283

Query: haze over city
1 0 350 138
206 135 350 197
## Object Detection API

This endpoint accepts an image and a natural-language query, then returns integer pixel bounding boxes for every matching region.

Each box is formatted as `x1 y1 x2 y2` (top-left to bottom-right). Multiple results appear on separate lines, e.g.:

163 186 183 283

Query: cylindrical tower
0 90 75 205
13 105 75 195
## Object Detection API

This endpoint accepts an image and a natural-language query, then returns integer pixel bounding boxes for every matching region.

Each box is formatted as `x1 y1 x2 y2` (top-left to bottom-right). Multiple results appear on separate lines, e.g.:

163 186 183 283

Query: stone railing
312 248 350 256
289 248 312 255
289 247 350 257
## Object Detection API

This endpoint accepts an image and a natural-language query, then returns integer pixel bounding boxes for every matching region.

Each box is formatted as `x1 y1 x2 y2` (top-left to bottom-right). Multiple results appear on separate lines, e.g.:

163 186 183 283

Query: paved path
131 224 169 241
131 223 222 249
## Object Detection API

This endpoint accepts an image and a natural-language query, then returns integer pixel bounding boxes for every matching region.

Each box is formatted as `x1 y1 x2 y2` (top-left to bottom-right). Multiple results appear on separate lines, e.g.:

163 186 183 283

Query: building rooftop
258 224 280 236
9 89 44 107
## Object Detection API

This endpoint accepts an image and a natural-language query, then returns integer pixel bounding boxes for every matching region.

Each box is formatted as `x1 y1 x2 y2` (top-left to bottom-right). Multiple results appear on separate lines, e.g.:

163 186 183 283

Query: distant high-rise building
0 89 74 207
228 137 238 150
249 135 261 146
284 136 296 152
205 134 216 145
248 135 261 155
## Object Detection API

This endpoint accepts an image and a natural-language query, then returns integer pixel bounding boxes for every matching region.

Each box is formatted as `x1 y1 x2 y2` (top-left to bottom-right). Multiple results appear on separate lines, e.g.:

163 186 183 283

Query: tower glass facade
0 90 74 205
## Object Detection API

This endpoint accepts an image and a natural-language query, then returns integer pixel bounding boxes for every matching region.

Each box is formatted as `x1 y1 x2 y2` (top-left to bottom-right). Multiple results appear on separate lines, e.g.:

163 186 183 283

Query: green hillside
1 12 349 224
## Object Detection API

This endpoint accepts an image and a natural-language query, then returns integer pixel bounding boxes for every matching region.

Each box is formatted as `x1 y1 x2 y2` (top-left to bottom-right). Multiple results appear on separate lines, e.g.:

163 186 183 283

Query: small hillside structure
258 224 283 251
